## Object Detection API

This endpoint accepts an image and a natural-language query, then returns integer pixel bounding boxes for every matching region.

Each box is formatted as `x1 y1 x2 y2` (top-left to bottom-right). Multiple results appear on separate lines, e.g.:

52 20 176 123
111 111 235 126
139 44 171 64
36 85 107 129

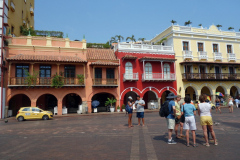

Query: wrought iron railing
92 78 118 85
182 73 240 80
142 73 175 81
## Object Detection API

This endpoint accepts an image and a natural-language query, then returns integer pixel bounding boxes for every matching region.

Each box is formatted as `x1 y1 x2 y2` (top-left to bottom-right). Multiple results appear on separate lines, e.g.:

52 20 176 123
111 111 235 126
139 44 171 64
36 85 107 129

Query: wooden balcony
142 73 176 82
182 73 240 81
92 78 118 88
8 77 85 88
123 73 139 82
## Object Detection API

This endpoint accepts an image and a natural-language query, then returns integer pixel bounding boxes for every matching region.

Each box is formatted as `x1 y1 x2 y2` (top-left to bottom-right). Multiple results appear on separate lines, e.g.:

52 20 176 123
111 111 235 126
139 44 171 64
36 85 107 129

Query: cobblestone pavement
0 108 240 160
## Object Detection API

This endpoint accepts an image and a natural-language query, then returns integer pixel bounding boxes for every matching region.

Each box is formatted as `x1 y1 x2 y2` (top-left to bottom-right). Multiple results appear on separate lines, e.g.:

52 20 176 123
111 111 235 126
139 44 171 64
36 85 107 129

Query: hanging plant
51 71 64 88
77 74 84 85
24 69 39 88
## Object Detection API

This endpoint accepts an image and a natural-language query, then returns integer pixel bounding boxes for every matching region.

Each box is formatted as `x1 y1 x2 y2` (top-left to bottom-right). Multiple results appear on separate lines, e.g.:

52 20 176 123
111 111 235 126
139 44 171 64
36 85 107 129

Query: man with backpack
165 93 177 144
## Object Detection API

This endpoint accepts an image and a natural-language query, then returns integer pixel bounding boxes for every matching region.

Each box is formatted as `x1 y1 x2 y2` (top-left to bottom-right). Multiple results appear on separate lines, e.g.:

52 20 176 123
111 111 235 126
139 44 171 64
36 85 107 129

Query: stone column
157 98 161 109
81 101 88 114
31 100 36 107
211 95 216 104
57 99 62 115
4 106 9 118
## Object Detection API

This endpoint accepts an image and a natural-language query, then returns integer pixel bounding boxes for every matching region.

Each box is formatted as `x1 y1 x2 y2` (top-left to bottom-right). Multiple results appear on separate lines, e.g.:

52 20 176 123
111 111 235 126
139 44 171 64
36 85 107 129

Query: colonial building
114 43 177 109
151 25 240 102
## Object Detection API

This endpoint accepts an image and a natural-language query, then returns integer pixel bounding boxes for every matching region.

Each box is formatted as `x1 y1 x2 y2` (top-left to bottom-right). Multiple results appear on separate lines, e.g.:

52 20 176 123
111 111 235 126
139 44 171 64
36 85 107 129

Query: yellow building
8 0 34 36
151 25 240 102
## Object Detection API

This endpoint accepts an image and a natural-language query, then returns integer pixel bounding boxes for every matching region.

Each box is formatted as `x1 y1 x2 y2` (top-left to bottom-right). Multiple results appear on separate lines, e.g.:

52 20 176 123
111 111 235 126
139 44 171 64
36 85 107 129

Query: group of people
166 93 218 147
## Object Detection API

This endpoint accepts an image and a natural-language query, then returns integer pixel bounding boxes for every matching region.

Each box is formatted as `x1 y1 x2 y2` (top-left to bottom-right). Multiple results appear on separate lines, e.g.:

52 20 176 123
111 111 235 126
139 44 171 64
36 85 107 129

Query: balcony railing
228 53 236 62
182 73 240 81
123 73 139 81
214 52 222 61
198 51 208 60
183 51 193 60
92 78 118 86
10 2 15 12
142 73 175 81
9 77 85 86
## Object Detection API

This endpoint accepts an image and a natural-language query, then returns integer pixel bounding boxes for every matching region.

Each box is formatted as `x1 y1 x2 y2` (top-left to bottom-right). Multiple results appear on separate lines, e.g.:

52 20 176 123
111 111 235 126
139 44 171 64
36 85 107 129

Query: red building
114 43 177 109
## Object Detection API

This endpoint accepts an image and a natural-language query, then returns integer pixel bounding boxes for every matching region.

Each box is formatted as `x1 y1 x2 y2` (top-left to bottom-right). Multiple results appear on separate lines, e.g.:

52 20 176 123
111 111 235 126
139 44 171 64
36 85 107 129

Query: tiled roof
139 57 176 61
6 54 87 63
122 55 138 59
87 48 117 60
90 61 120 66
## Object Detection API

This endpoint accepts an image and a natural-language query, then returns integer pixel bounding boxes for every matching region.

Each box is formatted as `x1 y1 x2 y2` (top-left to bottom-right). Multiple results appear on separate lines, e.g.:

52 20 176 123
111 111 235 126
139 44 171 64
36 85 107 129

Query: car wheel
17 116 24 122
42 115 49 120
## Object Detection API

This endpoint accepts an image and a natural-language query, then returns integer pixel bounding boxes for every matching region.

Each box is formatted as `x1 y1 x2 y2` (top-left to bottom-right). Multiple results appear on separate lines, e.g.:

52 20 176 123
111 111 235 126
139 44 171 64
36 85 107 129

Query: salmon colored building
4 35 120 117
114 43 177 109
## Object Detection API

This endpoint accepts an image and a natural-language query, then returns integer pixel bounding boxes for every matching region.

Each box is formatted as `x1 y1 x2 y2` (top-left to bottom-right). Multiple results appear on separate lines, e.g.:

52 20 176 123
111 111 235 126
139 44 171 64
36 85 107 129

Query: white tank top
198 103 211 117
229 99 233 103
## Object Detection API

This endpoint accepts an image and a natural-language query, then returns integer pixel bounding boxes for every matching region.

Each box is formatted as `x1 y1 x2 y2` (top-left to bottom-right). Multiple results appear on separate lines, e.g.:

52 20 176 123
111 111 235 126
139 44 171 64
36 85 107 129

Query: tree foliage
184 20 192 26
170 20 177 24
126 35 136 42
51 72 64 88
216 24 222 30
105 97 117 108
115 35 124 42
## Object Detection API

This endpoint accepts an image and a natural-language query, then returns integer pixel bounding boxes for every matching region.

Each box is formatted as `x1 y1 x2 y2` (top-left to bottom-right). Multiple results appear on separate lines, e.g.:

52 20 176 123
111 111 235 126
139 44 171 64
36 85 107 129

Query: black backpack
159 101 169 117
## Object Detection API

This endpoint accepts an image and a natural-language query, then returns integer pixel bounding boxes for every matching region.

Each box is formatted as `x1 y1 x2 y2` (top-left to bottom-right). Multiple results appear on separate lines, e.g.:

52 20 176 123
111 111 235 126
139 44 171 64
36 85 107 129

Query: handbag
180 105 185 123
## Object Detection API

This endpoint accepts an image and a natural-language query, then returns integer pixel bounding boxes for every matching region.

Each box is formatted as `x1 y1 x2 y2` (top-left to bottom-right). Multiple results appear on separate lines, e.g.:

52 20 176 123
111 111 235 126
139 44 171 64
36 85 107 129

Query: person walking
234 98 239 108
166 93 177 144
135 95 145 126
198 94 218 147
174 95 184 139
127 96 134 128
181 96 197 147
228 96 234 113
215 98 221 114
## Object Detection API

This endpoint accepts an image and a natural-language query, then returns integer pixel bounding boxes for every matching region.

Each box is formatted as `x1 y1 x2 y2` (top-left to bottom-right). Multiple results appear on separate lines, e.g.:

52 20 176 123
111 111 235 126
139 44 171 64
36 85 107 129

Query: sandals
214 142 218 146
186 143 190 147
176 136 182 139
203 143 210 147
193 144 198 147
180 135 185 138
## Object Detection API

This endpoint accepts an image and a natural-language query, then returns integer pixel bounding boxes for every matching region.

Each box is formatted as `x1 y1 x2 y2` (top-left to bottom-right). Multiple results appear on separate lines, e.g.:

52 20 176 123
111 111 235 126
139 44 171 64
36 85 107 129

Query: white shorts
183 116 196 131
229 102 233 106
166 118 175 130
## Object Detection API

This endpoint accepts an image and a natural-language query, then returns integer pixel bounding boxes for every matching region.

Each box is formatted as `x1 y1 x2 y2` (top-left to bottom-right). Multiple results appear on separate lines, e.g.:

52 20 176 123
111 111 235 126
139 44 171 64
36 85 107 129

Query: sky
35 0 240 43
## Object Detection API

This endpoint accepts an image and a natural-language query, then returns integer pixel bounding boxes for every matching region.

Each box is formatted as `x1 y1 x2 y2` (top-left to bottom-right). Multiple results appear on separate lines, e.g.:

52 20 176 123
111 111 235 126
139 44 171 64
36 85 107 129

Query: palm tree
239 29 240 32
105 97 117 108
228 27 234 31
110 37 117 43
156 38 167 45
184 20 192 26
170 20 177 25
138 38 145 42
198 24 202 27
216 24 222 30
126 35 136 42
115 35 124 42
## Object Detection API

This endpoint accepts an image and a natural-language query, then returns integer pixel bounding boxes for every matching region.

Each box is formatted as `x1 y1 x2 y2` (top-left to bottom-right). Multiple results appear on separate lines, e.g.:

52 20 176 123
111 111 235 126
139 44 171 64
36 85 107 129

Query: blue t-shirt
167 100 175 119
181 103 196 117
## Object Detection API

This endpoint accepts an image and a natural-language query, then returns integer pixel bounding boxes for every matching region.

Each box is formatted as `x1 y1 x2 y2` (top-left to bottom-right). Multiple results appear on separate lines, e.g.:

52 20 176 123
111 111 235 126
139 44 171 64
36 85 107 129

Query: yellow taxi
16 107 53 121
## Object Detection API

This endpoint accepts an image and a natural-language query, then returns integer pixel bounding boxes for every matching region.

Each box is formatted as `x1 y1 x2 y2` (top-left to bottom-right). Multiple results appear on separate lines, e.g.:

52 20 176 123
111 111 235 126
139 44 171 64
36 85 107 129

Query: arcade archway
92 93 116 112
143 91 158 109
185 86 197 101
230 86 239 98
161 90 172 105
37 94 58 113
123 91 138 106
9 94 31 116
62 93 82 113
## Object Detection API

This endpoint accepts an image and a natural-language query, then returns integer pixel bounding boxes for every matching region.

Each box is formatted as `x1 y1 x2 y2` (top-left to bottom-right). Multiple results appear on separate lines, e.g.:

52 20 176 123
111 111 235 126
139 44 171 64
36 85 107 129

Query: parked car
16 107 53 122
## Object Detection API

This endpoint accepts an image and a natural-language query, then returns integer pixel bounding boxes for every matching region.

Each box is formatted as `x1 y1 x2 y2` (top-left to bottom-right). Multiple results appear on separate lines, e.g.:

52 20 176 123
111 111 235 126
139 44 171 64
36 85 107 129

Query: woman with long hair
127 96 134 128
198 94 218 147
228 96 234 113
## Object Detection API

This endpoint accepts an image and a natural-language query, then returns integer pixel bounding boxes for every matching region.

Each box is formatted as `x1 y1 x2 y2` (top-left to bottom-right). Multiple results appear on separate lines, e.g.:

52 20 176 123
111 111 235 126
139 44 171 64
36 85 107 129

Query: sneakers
168 140 177 144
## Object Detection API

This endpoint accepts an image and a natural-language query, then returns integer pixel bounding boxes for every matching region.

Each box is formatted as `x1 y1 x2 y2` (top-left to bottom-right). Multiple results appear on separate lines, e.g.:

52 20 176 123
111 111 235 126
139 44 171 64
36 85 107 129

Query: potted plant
105 97 116 113
117 106 120 112
25 69 39 88
51 71 65 88
122 104 126 112
77 74 84 85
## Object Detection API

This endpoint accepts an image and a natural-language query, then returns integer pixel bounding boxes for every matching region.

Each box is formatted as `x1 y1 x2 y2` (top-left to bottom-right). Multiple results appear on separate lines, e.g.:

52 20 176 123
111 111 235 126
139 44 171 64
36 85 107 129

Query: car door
22 108 32 119
31 107 41 119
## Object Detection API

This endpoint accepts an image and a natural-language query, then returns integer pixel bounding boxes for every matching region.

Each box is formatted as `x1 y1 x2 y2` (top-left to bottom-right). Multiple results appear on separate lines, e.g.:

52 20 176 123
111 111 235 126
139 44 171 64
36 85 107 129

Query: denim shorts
128 109 133 114
136 112 144 118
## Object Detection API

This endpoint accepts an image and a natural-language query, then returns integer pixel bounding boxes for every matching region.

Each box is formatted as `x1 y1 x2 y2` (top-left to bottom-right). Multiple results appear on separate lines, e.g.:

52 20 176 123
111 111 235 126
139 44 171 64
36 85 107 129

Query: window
213 44 218 52
11 26 14 34
107 68 115 79
145 63 152 79
16 64 29 77
164 63 170 79
22 108 30 111
227 45 232 53
198 43 204 51
32 108 40 112
183 42 189 51
229 67 234 74
185 65 192 73
64 66 75 78
40 66 51 77
95 68 102 78
125 62 133 77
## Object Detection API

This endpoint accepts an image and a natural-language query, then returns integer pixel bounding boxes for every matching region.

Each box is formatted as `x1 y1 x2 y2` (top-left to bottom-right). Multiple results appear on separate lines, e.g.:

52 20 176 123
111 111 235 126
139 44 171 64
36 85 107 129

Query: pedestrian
166 93 177 144
215 98 221 114
127 96 134 128
174 95 184 139
228 96 234 113
181 95 197 147
203 94 212 141
135 95 145 126
198 94 218 147
234 97 239 108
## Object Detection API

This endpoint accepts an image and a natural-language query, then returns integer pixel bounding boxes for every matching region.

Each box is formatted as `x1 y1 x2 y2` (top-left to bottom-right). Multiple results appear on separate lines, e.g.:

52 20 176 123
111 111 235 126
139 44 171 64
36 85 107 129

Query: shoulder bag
180 104 185 123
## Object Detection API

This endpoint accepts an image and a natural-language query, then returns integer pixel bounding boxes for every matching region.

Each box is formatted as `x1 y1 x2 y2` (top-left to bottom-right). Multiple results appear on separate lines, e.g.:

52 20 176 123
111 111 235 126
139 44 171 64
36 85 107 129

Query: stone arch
142 87 160 98
60 90 85 101
228 83 240 95
184 83 200 96
201 86 213 96
159 86 177 97
8 94 31 116
88 90 118 102
200 83 214 95
215 84 227 95
7 91 32 105
120 87 142 100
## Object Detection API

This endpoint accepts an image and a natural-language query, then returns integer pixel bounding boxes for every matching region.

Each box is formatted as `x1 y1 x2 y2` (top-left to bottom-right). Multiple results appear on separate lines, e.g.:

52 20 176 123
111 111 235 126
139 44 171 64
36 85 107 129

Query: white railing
123 73 139 81
228 53 236 62
142 73 175 81
10 2 15 11
198 51 208 60
30 7 34 13
115 43 174 53
183 51 193 60
179 26 191 31
236 33 240 37
213 52 222 61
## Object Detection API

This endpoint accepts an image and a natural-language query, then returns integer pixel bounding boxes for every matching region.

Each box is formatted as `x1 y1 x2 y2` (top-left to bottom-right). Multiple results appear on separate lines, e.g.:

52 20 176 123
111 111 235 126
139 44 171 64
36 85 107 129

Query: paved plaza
0 108 240 160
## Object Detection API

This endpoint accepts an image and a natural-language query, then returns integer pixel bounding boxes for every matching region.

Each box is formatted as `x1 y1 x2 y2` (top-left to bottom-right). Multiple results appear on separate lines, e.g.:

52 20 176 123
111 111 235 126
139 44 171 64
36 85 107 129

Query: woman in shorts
181 96 197 147
127 96 134 128
215 98 221 114
228 96 234 113
174 95 184 139
198 94 218 147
